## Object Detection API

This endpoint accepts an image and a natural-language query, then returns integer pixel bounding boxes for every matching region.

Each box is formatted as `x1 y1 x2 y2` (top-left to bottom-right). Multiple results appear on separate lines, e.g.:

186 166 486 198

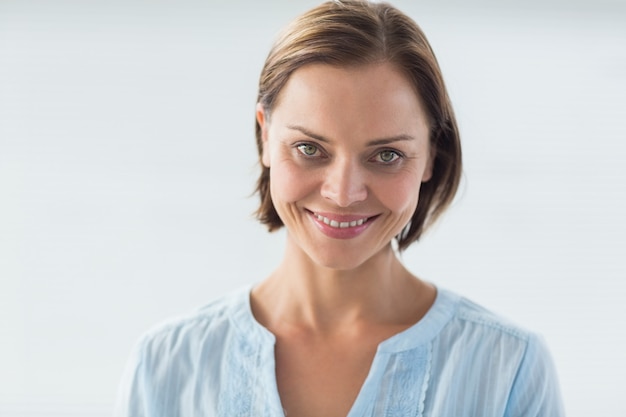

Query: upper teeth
315 214 367 228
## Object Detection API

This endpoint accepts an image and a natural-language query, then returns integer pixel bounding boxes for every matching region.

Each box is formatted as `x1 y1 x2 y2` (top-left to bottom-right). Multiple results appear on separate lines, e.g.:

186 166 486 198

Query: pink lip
307 210 377 240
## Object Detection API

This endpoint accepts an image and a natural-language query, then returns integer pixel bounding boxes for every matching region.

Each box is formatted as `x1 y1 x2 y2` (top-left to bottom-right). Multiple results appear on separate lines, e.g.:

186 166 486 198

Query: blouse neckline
228 284 460 354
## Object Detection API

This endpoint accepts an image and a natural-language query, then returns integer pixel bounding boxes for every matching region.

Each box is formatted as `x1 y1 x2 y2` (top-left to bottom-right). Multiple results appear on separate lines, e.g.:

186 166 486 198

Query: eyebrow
286 124 415 146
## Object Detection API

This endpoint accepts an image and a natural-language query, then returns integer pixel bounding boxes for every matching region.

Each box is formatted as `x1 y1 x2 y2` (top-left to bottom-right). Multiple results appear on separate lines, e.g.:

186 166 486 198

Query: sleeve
503 333 566 417
113 337 153 417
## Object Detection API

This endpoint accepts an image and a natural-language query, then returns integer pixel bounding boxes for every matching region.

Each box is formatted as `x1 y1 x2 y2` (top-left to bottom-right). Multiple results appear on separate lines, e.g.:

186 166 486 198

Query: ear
256 103 271 168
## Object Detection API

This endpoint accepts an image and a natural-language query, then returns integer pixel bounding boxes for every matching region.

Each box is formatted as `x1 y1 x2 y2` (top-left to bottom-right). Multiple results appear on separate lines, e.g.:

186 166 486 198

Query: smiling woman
256 63 433 270
114 1 565 416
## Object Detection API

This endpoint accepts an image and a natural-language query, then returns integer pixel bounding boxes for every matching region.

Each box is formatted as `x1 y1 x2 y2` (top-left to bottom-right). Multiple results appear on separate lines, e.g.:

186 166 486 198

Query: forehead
271 63 430 138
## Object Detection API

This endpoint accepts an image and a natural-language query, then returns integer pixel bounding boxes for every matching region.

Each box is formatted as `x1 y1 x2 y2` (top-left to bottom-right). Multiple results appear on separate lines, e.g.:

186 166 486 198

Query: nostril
320 165 367 207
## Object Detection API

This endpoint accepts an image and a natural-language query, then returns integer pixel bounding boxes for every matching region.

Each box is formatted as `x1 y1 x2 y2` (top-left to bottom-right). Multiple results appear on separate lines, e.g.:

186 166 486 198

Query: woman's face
257 63 433 270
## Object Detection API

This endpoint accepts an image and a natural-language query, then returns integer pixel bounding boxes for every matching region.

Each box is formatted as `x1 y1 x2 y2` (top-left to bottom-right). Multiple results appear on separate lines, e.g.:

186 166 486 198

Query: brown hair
254 0 462 251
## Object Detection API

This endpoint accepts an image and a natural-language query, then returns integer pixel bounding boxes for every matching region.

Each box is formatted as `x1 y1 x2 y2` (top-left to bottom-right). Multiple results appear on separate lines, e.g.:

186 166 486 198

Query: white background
1 0 625 415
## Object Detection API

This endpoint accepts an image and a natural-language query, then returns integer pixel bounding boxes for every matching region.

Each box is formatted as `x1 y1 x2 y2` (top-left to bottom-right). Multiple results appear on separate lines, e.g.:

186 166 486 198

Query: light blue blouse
114 286 565 416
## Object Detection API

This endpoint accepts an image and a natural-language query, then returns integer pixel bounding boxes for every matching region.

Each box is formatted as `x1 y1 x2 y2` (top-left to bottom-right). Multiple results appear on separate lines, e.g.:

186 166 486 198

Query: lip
307 210 378 239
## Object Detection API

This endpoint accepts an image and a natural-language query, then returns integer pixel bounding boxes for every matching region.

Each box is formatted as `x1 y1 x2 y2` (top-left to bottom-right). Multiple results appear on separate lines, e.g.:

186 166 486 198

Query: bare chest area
275 339 375 417
272 324 412 417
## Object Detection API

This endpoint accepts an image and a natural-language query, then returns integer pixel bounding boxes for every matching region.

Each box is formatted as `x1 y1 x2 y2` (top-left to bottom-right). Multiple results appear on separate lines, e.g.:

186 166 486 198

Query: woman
115 1 565 416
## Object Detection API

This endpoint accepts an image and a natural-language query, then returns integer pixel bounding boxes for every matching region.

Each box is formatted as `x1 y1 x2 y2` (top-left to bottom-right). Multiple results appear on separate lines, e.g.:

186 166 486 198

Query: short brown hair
254 0 462 251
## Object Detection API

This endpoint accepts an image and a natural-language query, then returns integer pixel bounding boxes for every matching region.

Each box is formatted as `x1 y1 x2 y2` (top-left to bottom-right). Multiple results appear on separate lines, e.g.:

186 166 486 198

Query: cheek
269 161 318 205
377 175 422 215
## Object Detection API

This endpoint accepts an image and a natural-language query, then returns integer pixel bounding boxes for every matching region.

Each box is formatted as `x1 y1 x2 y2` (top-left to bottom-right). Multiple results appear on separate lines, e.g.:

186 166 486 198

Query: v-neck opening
226 284 459 417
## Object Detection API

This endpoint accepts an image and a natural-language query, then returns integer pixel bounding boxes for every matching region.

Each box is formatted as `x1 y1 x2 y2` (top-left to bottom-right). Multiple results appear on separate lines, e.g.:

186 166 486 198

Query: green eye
297 144 318 156
378 150 399 163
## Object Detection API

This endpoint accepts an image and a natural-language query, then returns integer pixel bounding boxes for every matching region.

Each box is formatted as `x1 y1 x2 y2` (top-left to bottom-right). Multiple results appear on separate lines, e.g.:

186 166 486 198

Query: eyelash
371 149 402 164
294 142 404 165
296 143 324 158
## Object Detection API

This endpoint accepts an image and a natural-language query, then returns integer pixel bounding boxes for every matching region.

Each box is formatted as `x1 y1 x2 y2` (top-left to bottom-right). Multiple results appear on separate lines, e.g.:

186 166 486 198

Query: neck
251 236 433 333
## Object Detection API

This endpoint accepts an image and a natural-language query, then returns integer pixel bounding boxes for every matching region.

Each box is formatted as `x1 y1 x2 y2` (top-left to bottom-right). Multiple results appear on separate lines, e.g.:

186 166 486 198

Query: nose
320 156 368 207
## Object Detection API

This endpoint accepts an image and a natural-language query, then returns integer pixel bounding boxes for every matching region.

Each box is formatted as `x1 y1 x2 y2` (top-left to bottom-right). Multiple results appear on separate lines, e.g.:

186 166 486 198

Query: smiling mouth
313 213 370 229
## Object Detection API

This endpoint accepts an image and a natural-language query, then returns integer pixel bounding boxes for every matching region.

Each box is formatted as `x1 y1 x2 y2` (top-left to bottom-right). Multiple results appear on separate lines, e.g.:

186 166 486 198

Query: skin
251 63 437 417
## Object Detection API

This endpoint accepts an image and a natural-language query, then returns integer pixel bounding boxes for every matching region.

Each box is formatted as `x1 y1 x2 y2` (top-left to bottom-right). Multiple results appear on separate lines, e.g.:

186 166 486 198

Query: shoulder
438 289 536 345
432 289 553 383
134 286 253 362
458 295 530 337
114 287 259 416
426 290 565 415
